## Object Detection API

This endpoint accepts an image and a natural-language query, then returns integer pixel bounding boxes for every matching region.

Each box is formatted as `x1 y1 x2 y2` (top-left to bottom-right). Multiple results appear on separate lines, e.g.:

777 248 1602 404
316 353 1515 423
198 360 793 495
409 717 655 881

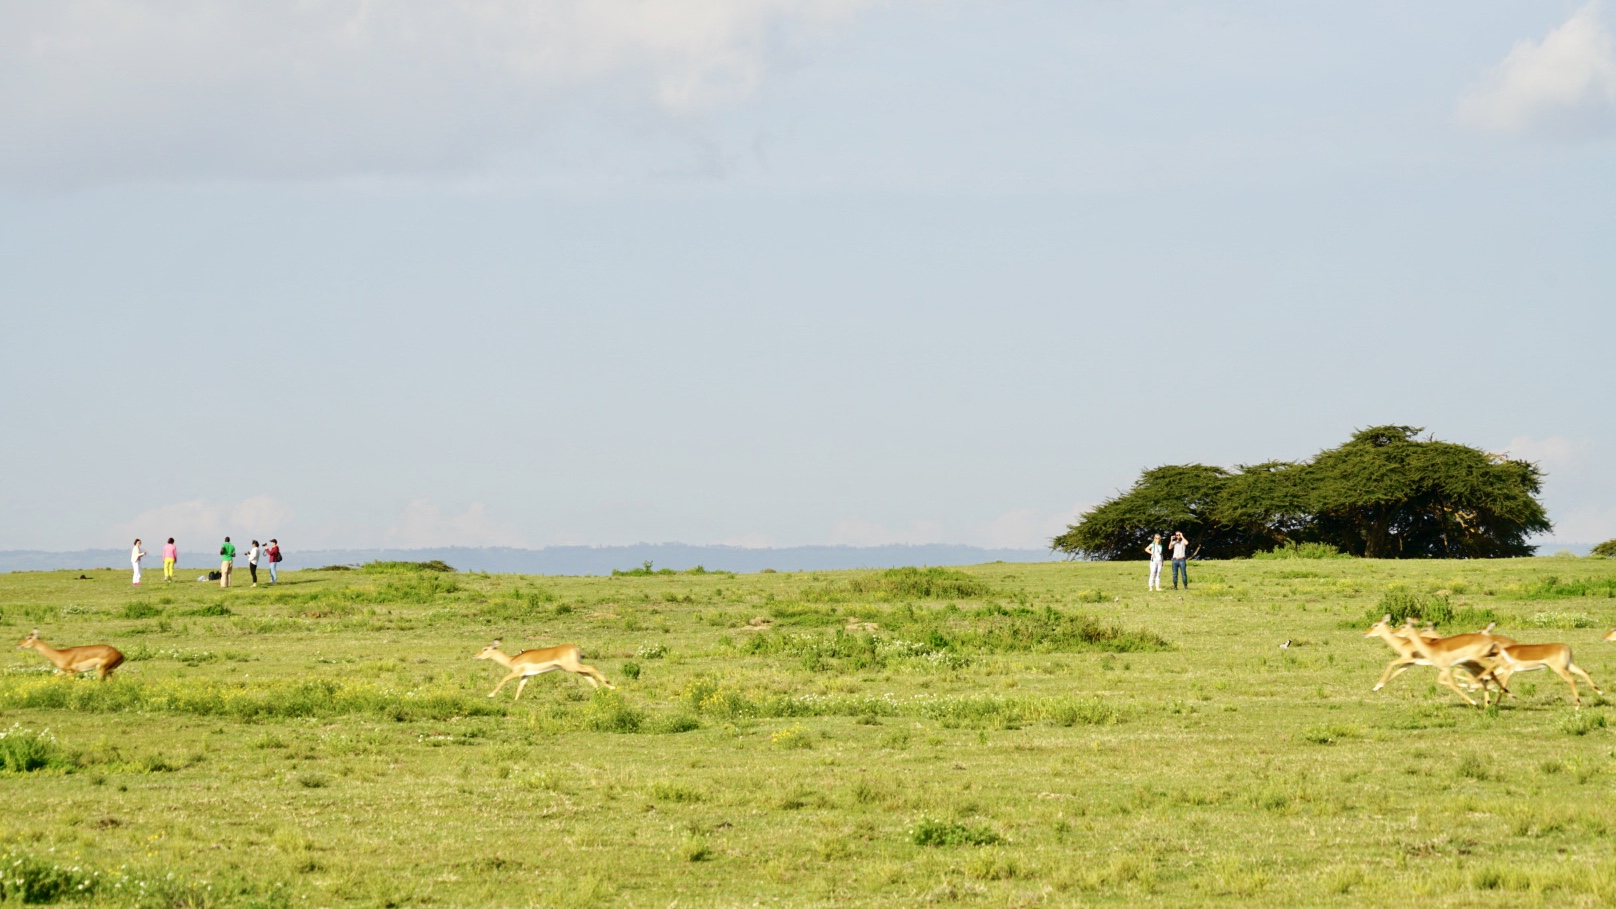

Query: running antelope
1477 642 1603 709
473 640 614 700
1364 616 1507 696
1404 626 1510 707
17 630 124 679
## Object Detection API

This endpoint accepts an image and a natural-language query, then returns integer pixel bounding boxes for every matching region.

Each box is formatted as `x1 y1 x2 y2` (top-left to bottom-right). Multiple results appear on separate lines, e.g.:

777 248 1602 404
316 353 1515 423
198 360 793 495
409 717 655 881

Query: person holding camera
266 539 282 585
1170 531 1190 590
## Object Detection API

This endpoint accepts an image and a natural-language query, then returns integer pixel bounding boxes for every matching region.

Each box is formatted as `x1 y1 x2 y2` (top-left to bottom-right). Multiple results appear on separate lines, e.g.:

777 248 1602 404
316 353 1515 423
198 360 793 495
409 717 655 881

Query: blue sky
2 0 1613 552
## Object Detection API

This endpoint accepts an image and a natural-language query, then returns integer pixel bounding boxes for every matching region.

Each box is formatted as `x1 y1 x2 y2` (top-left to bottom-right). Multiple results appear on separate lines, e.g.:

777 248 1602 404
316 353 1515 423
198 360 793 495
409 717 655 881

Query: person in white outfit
1145 534 1164 591
131 539 147 586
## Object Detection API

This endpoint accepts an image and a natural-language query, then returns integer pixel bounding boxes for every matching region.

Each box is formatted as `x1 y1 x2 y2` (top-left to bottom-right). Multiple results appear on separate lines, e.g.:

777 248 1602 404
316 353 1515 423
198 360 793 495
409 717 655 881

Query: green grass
2 557 1616 906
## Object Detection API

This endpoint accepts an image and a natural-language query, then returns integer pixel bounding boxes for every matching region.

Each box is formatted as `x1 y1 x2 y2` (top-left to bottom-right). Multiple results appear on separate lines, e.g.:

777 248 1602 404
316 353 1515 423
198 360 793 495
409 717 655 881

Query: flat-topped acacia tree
1052 426 1551 560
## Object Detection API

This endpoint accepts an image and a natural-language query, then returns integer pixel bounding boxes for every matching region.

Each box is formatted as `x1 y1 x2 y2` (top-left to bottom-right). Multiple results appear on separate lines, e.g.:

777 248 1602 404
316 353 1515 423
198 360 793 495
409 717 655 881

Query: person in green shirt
219 536 237 588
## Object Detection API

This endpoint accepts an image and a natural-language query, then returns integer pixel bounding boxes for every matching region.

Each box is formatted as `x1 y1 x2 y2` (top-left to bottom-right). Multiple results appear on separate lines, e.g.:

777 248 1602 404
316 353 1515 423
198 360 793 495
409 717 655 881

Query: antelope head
1364 614 1393 638
473 640 503 661
17 629 38 649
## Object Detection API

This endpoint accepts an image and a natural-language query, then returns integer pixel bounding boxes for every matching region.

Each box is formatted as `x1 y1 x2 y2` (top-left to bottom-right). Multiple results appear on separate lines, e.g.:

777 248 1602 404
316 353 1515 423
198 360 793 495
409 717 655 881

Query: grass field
4 556 1616 908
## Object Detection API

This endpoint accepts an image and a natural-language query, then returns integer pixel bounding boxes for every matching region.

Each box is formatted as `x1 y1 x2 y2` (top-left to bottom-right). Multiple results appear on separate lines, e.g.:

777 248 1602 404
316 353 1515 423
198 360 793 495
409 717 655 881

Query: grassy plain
3 556 1616 907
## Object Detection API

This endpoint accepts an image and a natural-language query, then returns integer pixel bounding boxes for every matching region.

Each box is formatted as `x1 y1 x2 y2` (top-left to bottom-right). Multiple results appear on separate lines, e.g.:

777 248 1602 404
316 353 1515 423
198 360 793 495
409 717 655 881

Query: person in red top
162 538 178 583
266 539 282 585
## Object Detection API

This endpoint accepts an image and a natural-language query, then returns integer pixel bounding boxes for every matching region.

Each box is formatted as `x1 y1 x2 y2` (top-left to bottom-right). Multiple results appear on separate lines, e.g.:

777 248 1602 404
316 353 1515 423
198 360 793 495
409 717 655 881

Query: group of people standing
1145 531 1190 591
130 537 282 588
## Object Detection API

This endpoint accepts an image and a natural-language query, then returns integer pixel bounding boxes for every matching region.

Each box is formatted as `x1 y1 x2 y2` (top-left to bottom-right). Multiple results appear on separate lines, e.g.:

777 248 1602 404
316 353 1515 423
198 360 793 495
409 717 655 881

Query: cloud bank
1459 3 1616 137
109 495 296 547
0 0 891 186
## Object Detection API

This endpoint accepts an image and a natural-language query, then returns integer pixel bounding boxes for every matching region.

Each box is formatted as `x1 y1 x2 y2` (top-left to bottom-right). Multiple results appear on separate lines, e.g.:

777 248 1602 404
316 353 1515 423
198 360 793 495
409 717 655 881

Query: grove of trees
1052 426 1551 560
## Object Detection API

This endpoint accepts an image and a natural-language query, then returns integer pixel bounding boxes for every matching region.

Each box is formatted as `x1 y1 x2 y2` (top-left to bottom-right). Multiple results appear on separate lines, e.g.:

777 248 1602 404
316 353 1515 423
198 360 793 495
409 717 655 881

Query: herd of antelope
14 629 612 700
14 614 1616 709
1364 615 1614 709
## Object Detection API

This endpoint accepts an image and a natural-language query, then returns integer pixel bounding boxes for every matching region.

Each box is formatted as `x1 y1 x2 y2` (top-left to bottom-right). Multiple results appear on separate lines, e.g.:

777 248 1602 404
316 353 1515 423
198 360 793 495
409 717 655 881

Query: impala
1477 642 1603 708
1403 626 1510 707
473 640 614 699
1605 629 1616 643
1363 616 1507 696
17 630 124 679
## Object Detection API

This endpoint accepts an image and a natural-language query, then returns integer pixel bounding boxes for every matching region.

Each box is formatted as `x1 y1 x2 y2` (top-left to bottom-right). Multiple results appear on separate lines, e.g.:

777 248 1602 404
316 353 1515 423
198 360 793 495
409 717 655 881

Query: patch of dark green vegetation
361 560 457 574
804 566 995 602
749 604 1169 666
909 817 1004 847
0 725 74 774
1518 576 1616 599
1370 590 1498 629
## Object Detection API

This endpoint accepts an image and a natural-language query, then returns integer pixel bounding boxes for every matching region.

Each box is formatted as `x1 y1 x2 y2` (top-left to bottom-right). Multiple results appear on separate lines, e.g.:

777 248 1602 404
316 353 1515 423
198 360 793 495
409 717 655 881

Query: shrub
361 560 456 573
1251 542 1353 560
909 818 1003 847
580 691 644 733
805 567 995 602
0 848 97 903
612 561 676 577
770 724 813 749
1592 539 1616 558
121 601 163 619
0 724 73 774
620 662 642 680
1370 591 1497 629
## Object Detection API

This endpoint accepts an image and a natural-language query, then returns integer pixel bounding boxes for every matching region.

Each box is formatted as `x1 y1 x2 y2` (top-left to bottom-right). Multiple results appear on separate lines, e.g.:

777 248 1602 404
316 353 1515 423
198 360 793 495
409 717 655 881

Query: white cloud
1459 3 1616 137
384 499 525 548
1503 434 1592 474
975 503 1087 550
1543 505 1616 543
0 0 895 186
108 495 296 547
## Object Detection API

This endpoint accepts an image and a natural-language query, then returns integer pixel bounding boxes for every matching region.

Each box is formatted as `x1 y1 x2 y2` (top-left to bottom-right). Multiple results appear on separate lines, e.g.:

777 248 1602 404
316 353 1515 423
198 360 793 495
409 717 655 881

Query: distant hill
0 543 1057 575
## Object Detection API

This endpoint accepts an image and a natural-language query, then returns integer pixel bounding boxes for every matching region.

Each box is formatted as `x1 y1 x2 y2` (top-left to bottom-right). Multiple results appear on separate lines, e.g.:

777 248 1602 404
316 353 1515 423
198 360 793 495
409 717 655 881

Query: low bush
909 818 1003 847
361 560 456 574
0 724 74 773
1370 591 1498 629
611 561 676 577
1251 542 1353 560
805 567 995 602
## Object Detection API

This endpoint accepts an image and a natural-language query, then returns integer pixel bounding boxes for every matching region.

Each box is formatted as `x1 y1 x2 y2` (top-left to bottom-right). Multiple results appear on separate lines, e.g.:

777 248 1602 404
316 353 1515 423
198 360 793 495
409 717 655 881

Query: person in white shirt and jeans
1145 534 1164 591
1170 531 1190 589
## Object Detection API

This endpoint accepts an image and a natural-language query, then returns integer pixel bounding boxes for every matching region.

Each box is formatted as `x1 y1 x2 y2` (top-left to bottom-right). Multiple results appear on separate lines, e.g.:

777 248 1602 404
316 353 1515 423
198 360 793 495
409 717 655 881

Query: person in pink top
162 538 178 583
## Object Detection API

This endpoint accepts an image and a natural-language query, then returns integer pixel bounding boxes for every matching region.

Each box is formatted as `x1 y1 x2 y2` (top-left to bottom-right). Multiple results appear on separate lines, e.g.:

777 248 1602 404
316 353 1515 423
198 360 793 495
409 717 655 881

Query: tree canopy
1052 426 1551 560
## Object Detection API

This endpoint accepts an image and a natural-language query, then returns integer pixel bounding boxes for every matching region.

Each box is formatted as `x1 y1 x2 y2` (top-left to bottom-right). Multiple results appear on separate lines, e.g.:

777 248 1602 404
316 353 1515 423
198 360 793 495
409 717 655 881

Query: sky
2 0 1614 553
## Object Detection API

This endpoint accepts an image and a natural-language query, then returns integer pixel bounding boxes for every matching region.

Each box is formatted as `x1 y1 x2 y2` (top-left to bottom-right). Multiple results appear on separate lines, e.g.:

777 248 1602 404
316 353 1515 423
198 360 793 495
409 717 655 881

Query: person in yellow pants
162 537 177 582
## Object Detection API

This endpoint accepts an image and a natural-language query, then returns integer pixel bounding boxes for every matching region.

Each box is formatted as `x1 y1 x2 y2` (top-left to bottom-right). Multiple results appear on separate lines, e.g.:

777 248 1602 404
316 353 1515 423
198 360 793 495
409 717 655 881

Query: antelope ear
490 640 501 647
1381 615 1391 623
